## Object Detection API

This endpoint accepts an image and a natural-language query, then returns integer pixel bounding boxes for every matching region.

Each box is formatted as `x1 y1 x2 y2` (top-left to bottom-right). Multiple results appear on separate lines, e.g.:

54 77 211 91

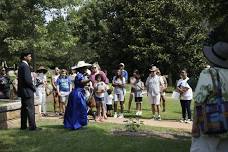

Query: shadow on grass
0 122 191 152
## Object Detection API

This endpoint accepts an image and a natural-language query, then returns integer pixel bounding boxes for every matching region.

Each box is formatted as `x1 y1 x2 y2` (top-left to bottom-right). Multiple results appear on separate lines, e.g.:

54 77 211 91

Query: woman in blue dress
64 61 91 130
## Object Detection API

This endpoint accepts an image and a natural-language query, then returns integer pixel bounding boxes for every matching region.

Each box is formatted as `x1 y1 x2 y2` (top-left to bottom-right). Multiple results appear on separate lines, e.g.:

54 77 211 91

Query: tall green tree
0 0 81 69
72 0 208 82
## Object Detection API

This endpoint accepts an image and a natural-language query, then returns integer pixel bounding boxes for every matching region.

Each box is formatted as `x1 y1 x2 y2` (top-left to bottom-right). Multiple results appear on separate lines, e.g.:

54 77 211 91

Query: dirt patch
112 129 191 140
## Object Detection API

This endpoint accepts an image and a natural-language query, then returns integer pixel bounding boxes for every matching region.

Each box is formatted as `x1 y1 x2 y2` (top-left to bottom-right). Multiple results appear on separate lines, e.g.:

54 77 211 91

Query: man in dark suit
18 52 37 130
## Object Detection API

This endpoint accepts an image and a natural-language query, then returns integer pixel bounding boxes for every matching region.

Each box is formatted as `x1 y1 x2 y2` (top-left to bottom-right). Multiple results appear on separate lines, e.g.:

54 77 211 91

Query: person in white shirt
35 66 48 116
176 69 193 123
105 88 114 117
112 69 126 118
146 66 162 120
94 74 107 121
132 70 144 116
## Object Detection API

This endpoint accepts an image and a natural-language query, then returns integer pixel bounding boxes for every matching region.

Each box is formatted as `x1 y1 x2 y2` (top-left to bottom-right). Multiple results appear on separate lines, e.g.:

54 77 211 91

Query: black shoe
29 127 42 131
20 127 27 130
92 112 96 120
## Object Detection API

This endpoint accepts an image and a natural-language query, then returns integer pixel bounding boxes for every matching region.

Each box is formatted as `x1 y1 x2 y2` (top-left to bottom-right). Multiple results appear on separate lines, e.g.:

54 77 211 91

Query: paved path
43 113 192 132
104 117 191 131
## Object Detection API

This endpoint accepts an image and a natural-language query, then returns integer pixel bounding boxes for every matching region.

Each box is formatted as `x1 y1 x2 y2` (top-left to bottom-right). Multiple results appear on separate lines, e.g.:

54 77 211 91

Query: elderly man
146 66 162 120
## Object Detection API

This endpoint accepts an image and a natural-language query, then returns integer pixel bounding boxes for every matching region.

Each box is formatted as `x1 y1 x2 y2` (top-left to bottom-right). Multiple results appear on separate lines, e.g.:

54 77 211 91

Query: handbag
196 69 228 135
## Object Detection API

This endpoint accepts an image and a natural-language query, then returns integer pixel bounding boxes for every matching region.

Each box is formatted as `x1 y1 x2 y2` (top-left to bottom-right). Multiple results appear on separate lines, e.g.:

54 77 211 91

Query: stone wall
0 98 40 129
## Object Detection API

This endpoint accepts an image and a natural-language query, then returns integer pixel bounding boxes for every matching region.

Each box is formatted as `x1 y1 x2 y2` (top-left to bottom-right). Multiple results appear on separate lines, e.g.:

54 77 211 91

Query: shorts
114 93 124 102
94 96 104 103
106 104 113 111
135 97 143 103
161 92 166 96
148 94 160 105
60 91 70 103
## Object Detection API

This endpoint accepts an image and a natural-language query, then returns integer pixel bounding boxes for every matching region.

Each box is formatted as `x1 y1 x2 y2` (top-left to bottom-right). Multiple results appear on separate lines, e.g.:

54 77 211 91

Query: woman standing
64 61 91 130
35 66 48 116
112 69 126 118
176 69 193 123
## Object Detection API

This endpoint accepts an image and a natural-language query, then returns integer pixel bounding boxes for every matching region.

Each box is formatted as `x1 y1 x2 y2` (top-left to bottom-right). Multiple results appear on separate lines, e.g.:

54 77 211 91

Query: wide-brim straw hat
203 42 228 69
72 61 91 69
37 66 48 73
149 66 158 72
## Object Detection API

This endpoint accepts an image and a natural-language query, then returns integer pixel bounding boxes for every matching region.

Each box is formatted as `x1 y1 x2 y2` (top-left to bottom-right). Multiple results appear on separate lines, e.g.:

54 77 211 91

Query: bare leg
120 101 124 113
114 102 117 113
151 104 155 115
161 95 166 112
156 105 160 116
128 93 134 112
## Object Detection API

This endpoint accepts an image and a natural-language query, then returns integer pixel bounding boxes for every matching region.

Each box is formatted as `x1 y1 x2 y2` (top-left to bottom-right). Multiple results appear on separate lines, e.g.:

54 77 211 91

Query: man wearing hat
191 42 228 152
18 52 37 130
119 63 128 82
146 65 162 120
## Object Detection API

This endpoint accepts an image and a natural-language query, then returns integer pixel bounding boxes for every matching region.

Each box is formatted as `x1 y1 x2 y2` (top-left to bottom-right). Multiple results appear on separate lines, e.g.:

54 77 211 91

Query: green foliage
124 118 144 132
72 0 208 81
192 0 228 43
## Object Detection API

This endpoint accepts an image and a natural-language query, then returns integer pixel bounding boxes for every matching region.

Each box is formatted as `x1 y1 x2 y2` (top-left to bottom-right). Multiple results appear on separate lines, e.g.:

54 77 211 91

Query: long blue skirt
64 88 88 130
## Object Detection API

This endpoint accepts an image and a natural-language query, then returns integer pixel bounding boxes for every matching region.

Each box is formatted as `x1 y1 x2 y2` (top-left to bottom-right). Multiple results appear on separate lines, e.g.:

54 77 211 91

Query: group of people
5 41 228 152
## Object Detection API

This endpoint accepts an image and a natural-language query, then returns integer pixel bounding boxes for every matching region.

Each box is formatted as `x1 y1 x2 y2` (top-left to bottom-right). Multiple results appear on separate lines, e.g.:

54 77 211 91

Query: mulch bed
112 129 191 140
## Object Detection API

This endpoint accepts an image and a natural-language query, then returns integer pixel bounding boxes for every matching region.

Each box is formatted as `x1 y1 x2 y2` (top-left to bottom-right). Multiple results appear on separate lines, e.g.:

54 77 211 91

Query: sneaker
135 111 139 116
118 113 124 119
138 111 142 116
180 119 185 123
186 119 192 124
157 115 161 121
152 115 156 120
114 112 118 118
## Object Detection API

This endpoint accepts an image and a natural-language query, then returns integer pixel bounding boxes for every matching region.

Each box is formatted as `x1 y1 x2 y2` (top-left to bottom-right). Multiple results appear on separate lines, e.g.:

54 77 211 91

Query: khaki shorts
60 91 70 103
148 94 160 105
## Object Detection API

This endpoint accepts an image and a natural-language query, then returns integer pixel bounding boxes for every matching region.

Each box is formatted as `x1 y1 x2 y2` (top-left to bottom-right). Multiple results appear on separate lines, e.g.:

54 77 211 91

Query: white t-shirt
106 94 113 105
177 77 193 100
146 75 160 96
112 76 126 95
94 81 106 97
36 73 47 89
134 80 144 97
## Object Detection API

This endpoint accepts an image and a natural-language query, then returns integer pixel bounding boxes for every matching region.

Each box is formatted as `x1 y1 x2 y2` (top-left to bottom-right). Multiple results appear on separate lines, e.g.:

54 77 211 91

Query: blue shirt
122 70 128 82
57 76 71 92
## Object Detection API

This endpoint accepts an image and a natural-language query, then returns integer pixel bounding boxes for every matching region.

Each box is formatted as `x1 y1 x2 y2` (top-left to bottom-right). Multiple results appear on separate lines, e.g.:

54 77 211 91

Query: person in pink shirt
90 63 109 86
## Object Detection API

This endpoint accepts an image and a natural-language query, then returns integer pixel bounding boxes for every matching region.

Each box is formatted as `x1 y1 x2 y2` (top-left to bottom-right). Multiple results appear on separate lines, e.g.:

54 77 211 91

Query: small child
105 88 113 117
94 74 107 121
132 70 144 116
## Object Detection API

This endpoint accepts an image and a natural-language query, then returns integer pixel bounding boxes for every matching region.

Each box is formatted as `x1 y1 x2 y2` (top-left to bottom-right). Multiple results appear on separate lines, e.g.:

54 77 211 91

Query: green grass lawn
0 119 191 152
